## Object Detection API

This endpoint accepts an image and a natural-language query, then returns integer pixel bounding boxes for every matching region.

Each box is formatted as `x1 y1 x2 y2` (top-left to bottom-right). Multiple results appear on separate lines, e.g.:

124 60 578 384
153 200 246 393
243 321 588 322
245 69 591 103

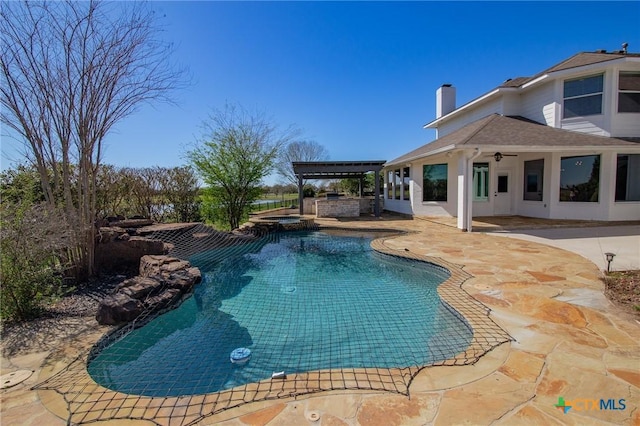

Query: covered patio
292 160 386 218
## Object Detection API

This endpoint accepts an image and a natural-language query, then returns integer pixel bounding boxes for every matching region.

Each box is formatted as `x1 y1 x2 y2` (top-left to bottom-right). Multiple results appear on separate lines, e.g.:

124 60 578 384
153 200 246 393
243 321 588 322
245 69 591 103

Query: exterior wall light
604 252 616 272
494 152 503 162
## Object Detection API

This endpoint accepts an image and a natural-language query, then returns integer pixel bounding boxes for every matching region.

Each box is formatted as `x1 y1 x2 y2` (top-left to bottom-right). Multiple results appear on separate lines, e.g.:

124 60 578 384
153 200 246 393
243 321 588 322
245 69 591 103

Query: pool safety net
33 223 512 426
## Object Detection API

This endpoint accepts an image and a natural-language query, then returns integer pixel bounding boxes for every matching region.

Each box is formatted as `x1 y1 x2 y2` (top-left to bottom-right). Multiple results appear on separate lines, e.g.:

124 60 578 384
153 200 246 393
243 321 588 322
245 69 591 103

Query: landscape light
604 252 616 272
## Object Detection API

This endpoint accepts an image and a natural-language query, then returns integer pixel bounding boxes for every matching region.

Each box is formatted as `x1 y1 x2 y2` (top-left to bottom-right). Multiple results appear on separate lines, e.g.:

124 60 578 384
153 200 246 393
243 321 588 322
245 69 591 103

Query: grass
604 270 640 317
259 193 298 201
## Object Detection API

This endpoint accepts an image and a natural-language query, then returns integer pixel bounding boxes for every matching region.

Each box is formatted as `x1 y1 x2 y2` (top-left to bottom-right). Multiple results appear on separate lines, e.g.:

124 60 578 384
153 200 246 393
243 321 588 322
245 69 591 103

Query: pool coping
30 224 513 426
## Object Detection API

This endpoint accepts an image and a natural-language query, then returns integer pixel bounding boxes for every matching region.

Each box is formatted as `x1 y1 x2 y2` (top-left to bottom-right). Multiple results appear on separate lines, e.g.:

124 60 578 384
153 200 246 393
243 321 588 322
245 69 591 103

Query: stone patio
1 216 639 425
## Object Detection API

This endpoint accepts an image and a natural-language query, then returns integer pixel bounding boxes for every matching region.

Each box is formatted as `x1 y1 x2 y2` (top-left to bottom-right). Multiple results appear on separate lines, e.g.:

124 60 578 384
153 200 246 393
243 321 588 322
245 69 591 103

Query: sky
2 1 639 185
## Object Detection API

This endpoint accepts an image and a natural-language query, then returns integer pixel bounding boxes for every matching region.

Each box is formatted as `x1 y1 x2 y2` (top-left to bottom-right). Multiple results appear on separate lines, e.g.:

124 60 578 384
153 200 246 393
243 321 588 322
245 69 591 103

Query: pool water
88 231 473 397
259 215 301 224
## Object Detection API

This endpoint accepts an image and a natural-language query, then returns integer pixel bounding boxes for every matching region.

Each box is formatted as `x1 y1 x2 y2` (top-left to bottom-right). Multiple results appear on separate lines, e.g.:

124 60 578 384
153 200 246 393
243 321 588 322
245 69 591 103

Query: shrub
0 203 74 322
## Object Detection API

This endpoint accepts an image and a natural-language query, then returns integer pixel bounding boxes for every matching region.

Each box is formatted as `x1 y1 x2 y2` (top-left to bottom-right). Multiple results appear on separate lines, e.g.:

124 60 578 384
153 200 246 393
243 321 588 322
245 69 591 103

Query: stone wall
315 199 360 217
304 197 383 216
358 197 383 214
95 226 166 273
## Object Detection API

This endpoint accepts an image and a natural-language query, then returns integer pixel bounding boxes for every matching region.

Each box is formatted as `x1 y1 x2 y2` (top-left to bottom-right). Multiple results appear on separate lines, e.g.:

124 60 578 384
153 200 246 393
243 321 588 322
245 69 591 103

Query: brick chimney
436 84 456 118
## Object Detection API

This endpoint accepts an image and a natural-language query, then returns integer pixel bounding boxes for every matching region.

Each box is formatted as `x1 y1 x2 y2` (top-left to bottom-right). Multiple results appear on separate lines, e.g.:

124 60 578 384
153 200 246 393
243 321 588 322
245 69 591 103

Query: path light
604 252 616 272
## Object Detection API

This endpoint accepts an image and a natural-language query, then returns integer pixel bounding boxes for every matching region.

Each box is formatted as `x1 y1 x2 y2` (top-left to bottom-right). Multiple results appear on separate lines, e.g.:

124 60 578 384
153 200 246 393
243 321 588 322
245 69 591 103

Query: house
384 47 640 230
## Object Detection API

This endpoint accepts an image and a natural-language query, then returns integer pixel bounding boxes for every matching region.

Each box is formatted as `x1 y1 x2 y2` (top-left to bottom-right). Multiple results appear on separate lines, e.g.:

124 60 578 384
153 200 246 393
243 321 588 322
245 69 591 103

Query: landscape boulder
96 255 202 326
139 255 192 277
95 293 144 325
95 227 167 273
116 276 164 300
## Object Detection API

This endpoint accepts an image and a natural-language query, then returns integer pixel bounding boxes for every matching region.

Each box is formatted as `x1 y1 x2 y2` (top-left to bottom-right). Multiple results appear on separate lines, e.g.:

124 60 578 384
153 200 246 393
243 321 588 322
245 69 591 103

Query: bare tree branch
1 0 185 278
275 140 330 186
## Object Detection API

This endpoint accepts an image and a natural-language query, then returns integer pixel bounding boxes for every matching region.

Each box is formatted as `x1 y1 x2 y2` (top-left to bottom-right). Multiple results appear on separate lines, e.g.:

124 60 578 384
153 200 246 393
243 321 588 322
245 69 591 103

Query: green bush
0 203 71 322
1 255 61 321
303 185 316 198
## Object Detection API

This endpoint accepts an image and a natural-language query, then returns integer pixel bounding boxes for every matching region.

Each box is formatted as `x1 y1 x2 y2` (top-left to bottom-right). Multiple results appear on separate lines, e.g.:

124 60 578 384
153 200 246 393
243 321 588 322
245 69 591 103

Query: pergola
292 160 386 217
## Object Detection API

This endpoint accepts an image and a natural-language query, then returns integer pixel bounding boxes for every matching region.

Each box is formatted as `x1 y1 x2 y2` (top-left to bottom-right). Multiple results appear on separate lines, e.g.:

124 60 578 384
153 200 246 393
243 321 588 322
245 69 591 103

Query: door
494 171 512 215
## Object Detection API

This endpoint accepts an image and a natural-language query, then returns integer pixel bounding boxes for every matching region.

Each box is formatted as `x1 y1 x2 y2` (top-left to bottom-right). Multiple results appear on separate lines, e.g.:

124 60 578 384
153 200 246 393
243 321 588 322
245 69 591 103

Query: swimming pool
87 230 473 397
256 215 301 224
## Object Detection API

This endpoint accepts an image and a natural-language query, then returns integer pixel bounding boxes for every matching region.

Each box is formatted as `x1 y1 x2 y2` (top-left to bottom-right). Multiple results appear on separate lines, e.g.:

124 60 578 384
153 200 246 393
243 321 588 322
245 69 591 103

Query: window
618 72 640 113
422 164 447 201
497 175 509 193
615 154 640 201
559 155 600 202
402 167 410 200
563 74 603 118
394 169 401 200
386 170 393 199
473 163 489 201
523 159 544 201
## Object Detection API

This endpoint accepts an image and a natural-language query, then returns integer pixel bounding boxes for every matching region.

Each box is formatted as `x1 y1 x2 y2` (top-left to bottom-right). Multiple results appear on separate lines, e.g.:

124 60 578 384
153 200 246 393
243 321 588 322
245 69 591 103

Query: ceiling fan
489 152 518 162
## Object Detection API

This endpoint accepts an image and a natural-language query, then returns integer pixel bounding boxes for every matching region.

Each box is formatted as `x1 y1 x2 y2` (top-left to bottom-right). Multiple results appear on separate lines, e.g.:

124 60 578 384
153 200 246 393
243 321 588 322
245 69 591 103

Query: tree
95 164 134 218
188 103 295 230
340 173 375 196
165 166 201 223
0 164 46 206
275 140 329 186
1 1 183 278
128 166 166 220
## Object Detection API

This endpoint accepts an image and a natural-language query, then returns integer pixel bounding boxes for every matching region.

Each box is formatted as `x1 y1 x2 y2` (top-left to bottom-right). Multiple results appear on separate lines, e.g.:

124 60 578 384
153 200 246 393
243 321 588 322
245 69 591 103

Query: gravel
1 274 127 357
45 274 129 317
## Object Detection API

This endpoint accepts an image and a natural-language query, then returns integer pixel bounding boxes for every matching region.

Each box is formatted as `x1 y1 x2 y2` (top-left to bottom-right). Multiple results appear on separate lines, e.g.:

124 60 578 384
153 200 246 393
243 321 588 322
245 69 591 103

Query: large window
618 71 640 113
523 159 544 201
387 170 394 199
422 164 447 202
615 154 640 201
394 169 401 200
473 163 489 201
402 167 410 200
563 74 603 118
559 155 600 202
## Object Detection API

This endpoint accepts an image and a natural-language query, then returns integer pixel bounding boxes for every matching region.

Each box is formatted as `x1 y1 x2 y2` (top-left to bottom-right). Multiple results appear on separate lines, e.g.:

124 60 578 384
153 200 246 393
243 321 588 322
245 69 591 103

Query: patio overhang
292 161 386 217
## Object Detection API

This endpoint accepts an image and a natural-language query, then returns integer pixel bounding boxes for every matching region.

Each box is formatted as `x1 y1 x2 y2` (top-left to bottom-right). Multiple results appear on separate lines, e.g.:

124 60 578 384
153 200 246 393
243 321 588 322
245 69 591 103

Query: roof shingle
501 51 640 90
388 114 640 166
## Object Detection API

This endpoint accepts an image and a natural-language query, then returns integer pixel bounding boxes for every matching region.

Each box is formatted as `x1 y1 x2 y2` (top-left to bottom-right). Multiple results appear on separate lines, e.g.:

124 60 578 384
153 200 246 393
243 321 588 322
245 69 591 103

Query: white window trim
618 71 640 114
563 73 604 118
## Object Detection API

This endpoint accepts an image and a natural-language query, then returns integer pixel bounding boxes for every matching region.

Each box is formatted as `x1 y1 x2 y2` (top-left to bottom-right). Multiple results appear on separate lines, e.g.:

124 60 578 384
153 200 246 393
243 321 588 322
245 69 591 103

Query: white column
457 155 467 230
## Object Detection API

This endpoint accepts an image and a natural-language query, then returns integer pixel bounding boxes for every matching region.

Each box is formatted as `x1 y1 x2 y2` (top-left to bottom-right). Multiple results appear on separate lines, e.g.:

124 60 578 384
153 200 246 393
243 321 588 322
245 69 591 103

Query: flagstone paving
1 216 638 425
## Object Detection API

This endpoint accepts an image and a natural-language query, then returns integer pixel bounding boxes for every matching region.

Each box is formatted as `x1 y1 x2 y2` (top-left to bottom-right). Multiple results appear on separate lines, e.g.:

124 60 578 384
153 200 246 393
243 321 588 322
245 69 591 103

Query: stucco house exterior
384 48 640 230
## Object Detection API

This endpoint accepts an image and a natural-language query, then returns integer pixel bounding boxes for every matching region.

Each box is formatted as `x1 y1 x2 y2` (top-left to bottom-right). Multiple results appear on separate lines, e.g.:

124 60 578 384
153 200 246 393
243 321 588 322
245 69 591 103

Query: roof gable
426 51 640 128
545 52 631 73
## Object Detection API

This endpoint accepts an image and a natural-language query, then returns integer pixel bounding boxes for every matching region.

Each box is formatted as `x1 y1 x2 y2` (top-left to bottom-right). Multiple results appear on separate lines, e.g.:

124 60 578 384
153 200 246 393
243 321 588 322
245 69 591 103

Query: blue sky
2 1 639 185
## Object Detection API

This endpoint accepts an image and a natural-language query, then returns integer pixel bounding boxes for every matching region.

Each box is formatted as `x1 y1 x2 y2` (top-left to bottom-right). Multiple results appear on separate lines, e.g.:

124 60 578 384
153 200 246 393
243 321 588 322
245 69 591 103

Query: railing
250 199 296 212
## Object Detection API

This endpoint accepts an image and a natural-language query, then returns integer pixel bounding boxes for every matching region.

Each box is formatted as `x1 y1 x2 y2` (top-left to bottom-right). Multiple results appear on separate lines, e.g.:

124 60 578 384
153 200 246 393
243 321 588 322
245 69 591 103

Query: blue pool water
88 231 472 397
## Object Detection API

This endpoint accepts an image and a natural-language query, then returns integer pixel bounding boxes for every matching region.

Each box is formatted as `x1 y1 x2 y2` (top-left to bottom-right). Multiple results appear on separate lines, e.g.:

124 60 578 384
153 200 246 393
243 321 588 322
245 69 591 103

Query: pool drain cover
1 370 33 389
306 411 321 422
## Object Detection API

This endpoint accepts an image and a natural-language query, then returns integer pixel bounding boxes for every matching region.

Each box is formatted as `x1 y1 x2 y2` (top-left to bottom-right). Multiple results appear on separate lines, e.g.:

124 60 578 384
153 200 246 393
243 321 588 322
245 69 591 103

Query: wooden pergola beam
292 161 386 217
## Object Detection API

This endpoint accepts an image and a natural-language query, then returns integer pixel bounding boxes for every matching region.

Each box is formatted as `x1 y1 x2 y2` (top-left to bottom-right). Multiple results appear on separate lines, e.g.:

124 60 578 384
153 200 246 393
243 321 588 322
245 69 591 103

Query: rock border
96 255 201 325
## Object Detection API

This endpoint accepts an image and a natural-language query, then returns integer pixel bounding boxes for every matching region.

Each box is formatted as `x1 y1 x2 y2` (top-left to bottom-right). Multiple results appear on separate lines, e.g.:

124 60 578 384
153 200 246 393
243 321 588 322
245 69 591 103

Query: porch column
374 170 381 217
298 173 304 215
600 151 616 219
458 150 481 231
466 150 482 231
457 156 467 230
